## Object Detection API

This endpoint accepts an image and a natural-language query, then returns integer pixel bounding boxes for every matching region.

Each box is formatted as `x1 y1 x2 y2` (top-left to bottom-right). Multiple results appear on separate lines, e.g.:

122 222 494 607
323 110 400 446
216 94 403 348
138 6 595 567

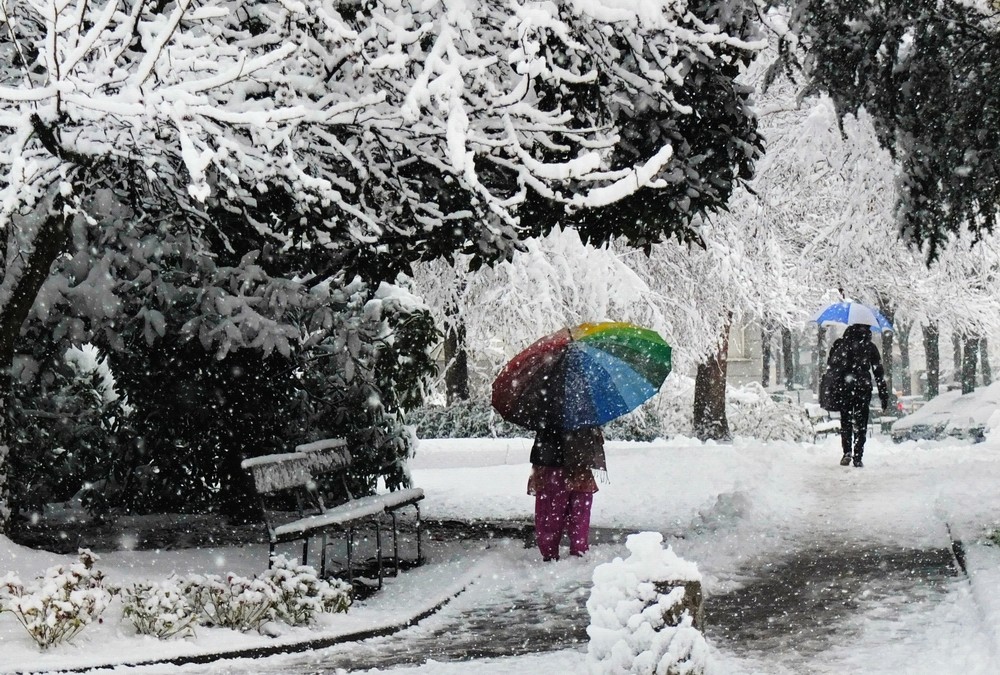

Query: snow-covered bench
805 404 841 442
241 438 424 589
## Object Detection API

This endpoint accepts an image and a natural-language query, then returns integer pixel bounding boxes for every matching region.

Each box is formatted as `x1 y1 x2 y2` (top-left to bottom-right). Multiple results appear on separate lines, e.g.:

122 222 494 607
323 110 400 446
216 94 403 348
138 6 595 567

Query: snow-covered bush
0 550 111 650
121 580 198 640
262 555 352 626
409 375 811 442
648 375 813 442
8 346 129 520
586 532 710 675
408 398 663 441
604 404 665 442
178 560 353 633
179 573 277 633
727 382 814 442
407 399 538 439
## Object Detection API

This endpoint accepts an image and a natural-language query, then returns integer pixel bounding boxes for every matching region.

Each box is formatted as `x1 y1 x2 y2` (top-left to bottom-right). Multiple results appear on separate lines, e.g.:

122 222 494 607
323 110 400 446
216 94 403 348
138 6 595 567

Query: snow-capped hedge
409 375 813 442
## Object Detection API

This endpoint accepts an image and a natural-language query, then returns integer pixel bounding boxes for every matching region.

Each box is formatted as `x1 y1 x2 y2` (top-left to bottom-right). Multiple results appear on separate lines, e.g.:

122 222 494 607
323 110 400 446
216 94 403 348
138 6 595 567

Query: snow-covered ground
4 429 1000 674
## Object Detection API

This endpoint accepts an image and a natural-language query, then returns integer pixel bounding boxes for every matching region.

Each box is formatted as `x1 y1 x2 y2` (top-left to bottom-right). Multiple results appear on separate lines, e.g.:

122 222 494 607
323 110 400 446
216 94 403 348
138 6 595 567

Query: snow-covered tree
0 1 768 527
788 0 1000 259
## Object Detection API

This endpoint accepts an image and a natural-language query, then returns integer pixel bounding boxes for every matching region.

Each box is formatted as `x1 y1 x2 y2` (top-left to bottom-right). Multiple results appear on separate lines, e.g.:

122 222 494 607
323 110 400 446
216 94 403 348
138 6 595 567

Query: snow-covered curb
961 540 1000 659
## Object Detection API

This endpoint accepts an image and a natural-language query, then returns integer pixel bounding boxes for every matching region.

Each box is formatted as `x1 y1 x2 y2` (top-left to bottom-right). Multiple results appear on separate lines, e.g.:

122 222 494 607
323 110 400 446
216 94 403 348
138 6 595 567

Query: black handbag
819 367 842 411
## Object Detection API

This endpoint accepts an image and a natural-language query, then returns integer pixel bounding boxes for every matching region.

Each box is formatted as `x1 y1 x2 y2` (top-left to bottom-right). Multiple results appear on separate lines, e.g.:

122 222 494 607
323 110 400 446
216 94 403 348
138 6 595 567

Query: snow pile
586 532 710 674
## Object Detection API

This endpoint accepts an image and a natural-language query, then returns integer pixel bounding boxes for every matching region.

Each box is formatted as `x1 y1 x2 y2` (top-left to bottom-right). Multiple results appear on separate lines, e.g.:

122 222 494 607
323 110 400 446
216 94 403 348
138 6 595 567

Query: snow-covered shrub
605 402 666 442
408 398 663 441
0 441 9 527
406 399 524 439
646 375 813 442
0 550 112 650
586 532 710 675
180 573 277 633
121 580 198 640
8 348 130 520
178 560 352 633
262 555 352 626
647 374 697 437
726 382 814 442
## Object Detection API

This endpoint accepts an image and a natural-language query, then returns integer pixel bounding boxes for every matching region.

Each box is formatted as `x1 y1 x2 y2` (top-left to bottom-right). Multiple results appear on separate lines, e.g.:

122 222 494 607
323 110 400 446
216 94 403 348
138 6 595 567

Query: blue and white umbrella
811 301 893 333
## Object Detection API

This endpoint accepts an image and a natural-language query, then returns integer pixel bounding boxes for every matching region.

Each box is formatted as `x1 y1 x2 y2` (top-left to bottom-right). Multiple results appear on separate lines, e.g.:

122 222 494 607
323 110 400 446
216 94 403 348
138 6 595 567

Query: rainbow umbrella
491 322 672 431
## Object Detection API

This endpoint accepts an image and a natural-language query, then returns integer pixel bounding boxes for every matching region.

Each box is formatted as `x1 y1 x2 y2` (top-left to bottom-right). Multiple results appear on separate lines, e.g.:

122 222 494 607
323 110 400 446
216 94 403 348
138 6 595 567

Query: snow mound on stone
586 532 710 674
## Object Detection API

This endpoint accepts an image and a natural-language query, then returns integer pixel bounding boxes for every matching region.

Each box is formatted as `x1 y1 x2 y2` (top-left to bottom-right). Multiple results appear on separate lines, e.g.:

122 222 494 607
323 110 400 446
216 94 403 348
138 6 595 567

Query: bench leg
415 503 423 563
320 533 328 578
390 511 400 577
302 537 309 567
268 542 276 567
347 527 354 585
376 520 384 590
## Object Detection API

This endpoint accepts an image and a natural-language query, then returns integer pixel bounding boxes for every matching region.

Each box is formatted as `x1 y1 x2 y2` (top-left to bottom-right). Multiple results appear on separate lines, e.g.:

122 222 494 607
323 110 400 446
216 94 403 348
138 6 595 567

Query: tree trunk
761 329 771 388
878 303 895 395
0 375 9 527
814 325 827 391
897 323 912 396
0 201 72 532
881 329 895 396
953 332 963 383
923 323 940 399
981 338 992 386
962 335 979 395
693 319 731 441
781 328 794 390
443 303 470 405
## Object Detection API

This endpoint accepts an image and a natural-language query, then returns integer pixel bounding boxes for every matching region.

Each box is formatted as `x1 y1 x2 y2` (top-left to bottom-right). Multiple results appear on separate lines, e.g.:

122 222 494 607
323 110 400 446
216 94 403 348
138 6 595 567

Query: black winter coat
827 324 890 409
530 426 605 469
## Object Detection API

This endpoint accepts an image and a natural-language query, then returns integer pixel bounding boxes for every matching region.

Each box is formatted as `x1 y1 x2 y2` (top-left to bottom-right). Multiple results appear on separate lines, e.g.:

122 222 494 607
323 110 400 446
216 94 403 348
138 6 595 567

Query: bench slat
242 445 351 494
296 438 347 454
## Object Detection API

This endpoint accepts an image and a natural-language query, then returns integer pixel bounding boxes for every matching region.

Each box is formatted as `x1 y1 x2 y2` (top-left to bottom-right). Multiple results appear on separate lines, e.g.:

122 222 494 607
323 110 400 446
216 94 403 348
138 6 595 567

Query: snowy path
689 438 998 674
59 435 1000 674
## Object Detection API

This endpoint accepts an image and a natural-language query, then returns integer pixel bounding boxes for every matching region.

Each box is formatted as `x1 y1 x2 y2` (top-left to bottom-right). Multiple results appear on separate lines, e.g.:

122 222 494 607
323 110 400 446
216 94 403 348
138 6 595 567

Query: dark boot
840 453 852 466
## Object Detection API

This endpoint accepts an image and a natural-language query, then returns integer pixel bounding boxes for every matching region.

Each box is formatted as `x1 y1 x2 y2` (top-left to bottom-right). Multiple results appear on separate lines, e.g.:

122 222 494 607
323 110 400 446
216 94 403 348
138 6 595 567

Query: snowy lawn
3 431 1000 673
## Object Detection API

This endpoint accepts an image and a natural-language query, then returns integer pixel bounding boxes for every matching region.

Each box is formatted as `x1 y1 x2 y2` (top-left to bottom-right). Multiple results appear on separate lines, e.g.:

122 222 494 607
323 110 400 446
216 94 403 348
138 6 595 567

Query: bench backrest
242 440 351 495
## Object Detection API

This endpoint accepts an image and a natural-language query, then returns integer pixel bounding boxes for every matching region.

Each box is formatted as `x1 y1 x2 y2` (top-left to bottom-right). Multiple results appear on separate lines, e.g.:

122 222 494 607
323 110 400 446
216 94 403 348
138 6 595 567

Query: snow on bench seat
273 489 425 538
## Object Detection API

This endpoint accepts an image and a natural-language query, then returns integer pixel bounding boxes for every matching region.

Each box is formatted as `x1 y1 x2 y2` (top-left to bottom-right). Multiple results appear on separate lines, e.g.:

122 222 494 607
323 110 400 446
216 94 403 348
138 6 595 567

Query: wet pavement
704 544 959 660
183 541 961 673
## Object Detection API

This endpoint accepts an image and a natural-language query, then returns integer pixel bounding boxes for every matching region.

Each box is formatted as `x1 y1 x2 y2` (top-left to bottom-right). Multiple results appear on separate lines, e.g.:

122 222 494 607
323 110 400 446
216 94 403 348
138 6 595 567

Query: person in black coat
827 323 890 467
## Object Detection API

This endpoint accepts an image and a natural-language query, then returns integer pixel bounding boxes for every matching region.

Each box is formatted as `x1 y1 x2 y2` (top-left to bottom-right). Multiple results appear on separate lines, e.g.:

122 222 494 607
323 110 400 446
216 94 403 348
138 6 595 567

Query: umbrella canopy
811 301 893 333
491 322 672 431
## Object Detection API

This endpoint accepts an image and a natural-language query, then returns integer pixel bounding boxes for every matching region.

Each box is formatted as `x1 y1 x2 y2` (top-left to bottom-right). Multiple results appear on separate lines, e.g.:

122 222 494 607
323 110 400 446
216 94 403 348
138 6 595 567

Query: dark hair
845 323 872 341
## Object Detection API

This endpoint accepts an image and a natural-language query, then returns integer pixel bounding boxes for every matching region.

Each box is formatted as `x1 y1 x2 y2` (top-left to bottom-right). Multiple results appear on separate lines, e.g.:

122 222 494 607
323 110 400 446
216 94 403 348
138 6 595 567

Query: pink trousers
533 467 594 560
